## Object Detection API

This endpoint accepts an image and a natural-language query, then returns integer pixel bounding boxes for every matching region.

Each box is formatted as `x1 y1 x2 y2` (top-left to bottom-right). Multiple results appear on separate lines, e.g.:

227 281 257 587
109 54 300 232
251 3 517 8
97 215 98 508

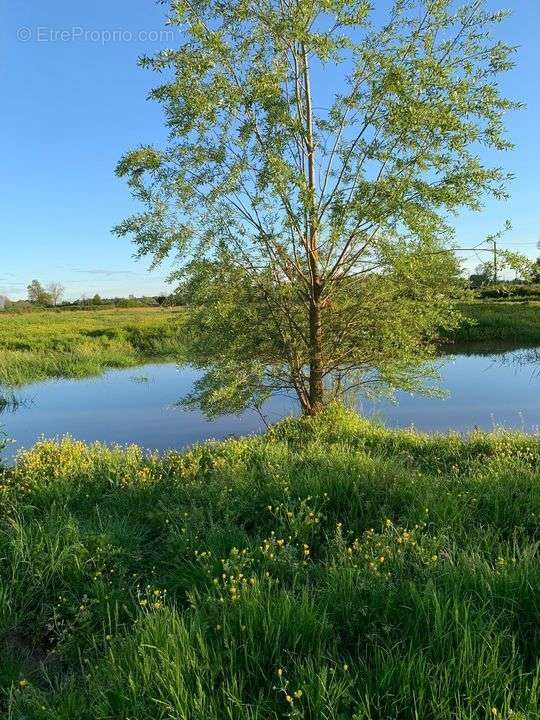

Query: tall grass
2 303 540 389
453 302 540 344
0 308 185 386
1 407 539 718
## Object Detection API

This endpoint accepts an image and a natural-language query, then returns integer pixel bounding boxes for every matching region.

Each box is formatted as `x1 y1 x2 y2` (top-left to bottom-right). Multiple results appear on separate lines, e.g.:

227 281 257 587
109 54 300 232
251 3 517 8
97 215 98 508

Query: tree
27 280 52 307
92 294 102 306
116 0 517 416
468 266 491 289
475 251 532 284
46 282 65 306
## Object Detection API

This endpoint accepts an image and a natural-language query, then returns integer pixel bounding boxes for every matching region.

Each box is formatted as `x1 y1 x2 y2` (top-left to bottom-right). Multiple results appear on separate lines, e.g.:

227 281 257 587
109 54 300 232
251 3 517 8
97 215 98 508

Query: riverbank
1 407 539 719
0 308 185 386
2 302 540 389
451 301 540 344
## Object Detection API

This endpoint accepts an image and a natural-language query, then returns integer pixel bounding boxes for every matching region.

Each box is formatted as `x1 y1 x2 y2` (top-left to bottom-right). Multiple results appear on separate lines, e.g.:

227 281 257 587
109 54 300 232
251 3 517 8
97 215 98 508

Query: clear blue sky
1 1 539 300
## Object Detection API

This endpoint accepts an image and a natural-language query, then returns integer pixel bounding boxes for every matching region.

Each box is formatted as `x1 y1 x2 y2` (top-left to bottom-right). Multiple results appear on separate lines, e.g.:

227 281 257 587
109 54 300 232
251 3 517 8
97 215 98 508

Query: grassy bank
454 301 540 344
0 308 185 386
2 302 540 389
1 407 539 719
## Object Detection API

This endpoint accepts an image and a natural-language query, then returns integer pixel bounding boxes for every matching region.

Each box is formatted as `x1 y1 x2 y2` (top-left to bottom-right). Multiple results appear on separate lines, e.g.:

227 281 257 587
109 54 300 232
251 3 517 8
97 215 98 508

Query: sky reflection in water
1 346 540 462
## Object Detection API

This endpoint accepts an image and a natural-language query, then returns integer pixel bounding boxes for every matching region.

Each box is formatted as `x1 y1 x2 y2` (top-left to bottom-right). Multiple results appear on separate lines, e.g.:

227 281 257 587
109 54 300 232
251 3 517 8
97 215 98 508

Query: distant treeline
0 293 181 312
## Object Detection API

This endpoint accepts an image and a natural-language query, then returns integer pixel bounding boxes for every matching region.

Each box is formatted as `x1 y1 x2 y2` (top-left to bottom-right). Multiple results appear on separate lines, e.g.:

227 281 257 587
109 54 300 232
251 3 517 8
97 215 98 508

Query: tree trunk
308 288 324 415
299 41 325 416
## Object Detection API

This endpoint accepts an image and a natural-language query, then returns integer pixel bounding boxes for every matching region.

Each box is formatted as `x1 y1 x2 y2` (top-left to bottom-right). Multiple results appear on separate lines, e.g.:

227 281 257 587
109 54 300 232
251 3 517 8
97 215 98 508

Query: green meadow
2 301 540 389
1 408 539 719
0 308 185 386
452 302 540 345
1 302 540 718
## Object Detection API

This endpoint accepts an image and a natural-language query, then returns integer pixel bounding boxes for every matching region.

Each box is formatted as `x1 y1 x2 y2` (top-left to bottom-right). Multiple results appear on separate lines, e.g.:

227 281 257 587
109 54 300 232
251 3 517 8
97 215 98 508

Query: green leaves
115 147 163 179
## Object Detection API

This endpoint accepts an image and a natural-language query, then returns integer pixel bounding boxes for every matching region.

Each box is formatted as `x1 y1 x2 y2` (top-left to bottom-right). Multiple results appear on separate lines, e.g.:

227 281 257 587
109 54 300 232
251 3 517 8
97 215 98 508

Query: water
1 346 540 462
0 365 295 463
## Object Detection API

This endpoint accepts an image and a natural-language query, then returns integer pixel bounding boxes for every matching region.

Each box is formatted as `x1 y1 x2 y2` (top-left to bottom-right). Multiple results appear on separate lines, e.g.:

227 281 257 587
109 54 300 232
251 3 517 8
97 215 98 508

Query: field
452 302 540 345
1 407 539 719
0 308 185 386
1 301 540 390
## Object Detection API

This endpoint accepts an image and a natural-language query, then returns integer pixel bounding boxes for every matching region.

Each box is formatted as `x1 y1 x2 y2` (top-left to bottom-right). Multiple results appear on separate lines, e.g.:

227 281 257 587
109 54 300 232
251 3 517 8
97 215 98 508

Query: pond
1 345 540 463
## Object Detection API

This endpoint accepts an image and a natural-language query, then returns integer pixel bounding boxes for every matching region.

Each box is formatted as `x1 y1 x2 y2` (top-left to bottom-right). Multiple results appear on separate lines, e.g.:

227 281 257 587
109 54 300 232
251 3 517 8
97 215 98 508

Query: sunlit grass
0 308 185 386
1 407 539 718
454 301 540 344
2 302 539 390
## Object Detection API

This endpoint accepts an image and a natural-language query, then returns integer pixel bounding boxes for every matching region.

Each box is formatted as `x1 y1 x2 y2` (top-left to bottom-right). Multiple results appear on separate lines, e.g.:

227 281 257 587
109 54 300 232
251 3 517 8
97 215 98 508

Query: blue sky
1 1 539 300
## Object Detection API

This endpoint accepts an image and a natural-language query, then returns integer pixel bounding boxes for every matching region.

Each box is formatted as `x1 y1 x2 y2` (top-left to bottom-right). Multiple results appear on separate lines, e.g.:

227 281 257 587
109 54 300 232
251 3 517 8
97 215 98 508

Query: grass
0 308 185 386
1 406 539 719
454 302 540 345
1 301 540 389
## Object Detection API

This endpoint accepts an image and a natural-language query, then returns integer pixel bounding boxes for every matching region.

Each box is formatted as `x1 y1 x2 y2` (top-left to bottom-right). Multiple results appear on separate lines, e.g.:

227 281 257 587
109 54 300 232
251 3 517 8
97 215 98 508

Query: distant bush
477 283 540 300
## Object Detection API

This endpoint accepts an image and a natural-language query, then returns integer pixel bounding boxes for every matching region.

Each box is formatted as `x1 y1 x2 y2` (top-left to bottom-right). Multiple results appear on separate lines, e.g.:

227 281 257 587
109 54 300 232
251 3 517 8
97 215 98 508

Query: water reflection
0 364 295 464
0 392 29 416
1 346 540 463
368 344 540 434
496 347 540 379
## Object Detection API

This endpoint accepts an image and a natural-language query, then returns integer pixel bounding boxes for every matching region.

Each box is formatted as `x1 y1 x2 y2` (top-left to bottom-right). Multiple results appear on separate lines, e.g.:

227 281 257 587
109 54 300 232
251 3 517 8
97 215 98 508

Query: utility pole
487 236 498 282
